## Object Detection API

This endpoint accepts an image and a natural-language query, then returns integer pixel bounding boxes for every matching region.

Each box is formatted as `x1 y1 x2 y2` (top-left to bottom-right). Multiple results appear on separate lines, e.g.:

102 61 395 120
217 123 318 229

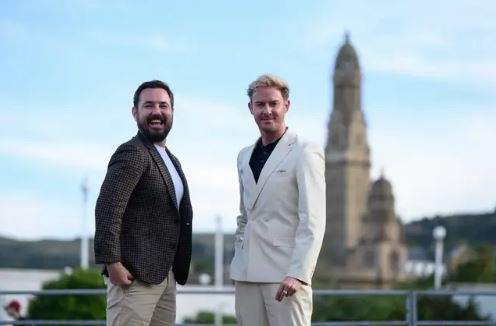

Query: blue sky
1 0 495 240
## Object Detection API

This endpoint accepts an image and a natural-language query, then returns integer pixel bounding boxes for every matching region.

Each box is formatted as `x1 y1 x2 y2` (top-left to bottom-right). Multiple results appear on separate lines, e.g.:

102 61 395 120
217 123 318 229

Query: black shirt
249 136 283 183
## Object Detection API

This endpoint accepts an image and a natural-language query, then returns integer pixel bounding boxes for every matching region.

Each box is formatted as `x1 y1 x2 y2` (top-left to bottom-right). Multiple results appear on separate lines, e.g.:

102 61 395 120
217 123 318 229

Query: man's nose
151 104 162 113
261 104 272 114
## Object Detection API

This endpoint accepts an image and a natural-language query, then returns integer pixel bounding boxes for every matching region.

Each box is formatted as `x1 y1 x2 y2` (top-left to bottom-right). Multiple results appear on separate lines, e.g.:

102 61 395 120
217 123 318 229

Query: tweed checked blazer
94 132 193 285
230 130 326 285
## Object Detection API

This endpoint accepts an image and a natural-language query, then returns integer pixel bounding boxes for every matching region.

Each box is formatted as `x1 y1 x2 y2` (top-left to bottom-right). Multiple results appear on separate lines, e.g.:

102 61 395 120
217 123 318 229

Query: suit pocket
273 169 290 177
273 237 295 247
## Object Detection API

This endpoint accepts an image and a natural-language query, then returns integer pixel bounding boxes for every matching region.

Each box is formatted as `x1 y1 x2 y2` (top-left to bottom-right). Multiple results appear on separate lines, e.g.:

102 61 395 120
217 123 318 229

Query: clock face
339 57 353 69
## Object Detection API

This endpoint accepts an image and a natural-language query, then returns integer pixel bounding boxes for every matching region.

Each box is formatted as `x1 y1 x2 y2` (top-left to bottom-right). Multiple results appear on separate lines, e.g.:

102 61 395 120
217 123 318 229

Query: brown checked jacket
94 132 193 285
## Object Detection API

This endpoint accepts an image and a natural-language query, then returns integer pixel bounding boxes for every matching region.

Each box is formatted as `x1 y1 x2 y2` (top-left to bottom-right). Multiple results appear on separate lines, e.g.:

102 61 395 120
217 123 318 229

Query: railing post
405 291 417 326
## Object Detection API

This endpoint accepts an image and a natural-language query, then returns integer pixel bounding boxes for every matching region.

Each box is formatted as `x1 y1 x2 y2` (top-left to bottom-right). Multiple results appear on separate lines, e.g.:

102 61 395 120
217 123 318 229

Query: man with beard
94 80 193 326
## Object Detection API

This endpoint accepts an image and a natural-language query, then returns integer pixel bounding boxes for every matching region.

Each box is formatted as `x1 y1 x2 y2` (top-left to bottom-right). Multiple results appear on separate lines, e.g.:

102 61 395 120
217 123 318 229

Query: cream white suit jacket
229 130 326 285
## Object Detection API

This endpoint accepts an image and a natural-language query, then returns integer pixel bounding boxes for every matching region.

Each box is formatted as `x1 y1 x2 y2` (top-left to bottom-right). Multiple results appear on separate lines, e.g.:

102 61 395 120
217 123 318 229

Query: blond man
230 74 326 326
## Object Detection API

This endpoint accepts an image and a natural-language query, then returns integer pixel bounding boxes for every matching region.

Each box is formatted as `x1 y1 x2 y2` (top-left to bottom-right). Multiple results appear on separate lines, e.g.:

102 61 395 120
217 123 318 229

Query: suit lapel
247 131 296 210
241 144 257 190
137 132 179 211
165 147 192 215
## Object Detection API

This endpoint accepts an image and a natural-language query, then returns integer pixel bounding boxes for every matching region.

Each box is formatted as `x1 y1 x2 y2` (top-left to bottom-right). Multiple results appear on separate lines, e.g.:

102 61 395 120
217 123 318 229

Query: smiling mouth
148 119 164 126
148 118 164 128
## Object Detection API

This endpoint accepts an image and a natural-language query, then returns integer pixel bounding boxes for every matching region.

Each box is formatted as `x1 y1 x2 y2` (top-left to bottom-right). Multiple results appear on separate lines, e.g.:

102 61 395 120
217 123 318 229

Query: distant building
319 34 408 288
405 246 436 278
404 244 475 280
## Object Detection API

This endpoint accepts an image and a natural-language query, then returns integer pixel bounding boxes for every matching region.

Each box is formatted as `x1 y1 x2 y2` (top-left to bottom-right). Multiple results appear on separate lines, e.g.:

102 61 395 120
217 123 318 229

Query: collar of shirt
249 134 284 183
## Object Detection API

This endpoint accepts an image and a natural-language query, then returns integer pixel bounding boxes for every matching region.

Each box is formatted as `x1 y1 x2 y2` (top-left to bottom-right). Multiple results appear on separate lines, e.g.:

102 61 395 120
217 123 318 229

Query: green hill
1 210 495 274
0 233 236 284
404 210 496 251
0 236 93 269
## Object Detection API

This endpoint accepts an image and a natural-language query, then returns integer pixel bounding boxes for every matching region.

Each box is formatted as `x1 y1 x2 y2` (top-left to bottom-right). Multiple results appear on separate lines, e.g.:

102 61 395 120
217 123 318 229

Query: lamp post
433 225 446 290
80 177 89 269
214 215 224 288
214 215 224 326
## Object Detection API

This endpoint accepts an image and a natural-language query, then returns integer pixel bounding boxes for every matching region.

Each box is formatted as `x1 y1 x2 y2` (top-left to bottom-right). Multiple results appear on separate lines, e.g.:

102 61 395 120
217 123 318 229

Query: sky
0 0 495 240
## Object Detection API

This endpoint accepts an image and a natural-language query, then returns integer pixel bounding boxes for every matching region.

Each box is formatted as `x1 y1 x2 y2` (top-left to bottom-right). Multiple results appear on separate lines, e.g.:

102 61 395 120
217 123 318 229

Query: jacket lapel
240 144 257 190
137 132 179 211
246 131 296 210
165 147 192 214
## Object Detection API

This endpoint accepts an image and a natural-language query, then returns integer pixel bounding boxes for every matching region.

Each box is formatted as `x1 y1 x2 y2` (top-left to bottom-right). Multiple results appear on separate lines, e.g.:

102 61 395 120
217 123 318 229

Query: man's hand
107 262 134 287
275 276 302 302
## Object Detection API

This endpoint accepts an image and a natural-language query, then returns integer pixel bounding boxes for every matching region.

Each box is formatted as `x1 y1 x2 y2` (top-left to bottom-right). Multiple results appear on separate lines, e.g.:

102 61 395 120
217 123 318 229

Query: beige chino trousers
104 270 176 326
235 281 312 326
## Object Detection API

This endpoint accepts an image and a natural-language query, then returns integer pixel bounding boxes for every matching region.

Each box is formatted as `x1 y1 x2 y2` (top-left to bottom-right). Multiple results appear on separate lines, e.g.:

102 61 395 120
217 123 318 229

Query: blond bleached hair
247 74 290 101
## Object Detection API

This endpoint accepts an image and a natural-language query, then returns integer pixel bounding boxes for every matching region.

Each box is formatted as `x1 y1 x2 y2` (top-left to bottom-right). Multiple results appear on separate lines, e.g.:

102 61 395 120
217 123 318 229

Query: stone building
319 34 408 287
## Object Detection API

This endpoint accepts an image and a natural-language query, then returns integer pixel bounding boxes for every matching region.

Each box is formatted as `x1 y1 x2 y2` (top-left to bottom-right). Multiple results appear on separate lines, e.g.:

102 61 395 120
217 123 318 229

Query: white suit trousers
235 281 312 326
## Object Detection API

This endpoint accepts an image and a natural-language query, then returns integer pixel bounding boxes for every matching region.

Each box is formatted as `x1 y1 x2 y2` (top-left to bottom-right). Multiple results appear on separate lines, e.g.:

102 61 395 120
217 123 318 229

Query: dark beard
137 121 172 143
142 128 169 143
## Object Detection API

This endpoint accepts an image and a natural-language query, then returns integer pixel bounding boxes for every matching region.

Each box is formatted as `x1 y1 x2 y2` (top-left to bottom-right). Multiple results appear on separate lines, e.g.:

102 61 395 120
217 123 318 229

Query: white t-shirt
154 144 184 208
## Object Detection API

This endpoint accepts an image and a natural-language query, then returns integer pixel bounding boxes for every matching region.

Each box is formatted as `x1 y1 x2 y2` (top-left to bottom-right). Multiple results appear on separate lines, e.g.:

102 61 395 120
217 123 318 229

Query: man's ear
132 106 138 122
285 99 291 112
248 102 254 115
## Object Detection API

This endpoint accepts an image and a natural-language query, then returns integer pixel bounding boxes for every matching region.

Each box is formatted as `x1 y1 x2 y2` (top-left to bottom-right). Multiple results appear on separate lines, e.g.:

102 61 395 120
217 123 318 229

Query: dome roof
334 33 360 71
371 175 393 197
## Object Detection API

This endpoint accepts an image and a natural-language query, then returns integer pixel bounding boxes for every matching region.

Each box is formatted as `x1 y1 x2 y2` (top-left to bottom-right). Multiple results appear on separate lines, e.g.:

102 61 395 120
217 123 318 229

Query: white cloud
0 96 253 235
4 93 493 236
369 107 496 221
364 46 496 87
141 34 193 53
0 140 113 172
169 96 253 232
303 0 496 87
174 95 251 134
176 94 489 228
87 31 195 54
0 193 90 240
170 95 329 232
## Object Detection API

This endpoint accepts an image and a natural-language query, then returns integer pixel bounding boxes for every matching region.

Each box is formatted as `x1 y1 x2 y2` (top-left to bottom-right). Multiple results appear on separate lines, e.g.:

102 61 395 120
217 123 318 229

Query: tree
28 268 106 320
313 276 488 322
183 311 237 324
417 296 486 320
313 294 487 322
448 245 496 283
313 295 405 322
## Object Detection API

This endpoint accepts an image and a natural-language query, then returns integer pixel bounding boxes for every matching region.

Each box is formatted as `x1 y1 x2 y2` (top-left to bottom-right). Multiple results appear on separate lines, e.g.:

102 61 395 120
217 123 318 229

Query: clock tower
324 34 370 266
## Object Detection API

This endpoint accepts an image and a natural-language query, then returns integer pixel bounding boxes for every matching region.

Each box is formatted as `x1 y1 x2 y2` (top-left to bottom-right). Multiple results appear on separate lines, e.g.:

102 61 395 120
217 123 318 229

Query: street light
433 225 446 290
214 215 224 326
80 177 89 269
214 215 224 289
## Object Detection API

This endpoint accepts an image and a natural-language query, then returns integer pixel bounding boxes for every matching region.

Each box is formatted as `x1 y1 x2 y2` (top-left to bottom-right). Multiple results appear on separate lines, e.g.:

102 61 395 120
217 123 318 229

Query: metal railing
1 288 495 325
